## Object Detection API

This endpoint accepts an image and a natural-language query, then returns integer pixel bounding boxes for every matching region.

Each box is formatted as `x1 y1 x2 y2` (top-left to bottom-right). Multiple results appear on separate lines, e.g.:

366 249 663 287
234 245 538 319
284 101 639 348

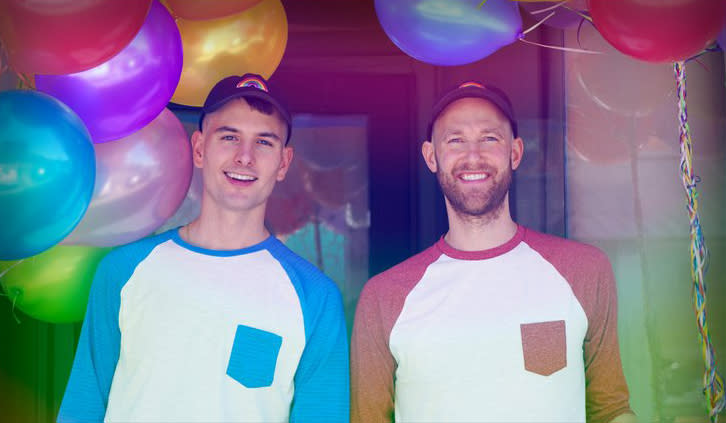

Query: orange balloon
171 0 287 106
165 0 262 20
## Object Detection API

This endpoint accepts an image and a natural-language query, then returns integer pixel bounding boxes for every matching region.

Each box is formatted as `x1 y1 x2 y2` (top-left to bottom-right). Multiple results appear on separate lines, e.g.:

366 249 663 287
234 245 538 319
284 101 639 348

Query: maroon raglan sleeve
525 229 634 423
351 247 441 423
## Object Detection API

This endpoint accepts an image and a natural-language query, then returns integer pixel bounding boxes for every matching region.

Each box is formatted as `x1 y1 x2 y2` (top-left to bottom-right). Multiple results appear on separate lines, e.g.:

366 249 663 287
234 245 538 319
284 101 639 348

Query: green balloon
0 245 110 324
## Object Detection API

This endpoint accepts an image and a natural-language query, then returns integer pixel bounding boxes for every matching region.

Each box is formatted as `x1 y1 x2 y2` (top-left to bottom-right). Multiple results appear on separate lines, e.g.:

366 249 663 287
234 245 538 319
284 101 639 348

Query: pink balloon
62 109 192 247
155 166 202 234
35 1 182 143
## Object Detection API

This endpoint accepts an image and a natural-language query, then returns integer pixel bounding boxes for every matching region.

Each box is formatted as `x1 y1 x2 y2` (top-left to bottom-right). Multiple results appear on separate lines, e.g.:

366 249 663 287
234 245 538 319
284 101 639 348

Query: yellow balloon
171 0 287 106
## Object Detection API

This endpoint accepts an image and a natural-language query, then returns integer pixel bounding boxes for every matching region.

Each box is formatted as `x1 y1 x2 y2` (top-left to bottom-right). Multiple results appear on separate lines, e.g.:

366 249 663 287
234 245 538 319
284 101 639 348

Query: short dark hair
243 96 276 116
200 96 288 141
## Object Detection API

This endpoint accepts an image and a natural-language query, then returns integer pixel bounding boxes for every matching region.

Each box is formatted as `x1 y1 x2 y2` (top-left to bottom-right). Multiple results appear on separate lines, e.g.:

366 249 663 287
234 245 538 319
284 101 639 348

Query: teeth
226 172 256 181
460 173 488 181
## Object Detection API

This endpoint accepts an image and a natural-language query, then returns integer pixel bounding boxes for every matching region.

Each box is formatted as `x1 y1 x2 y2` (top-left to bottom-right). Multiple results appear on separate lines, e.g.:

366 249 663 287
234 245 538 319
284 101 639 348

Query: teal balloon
0 90 95 260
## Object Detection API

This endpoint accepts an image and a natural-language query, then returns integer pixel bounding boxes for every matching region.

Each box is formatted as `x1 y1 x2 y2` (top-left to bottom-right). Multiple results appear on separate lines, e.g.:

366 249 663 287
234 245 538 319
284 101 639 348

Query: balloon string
674 61 725 423
0 259 24 279
9 290 21 324
561 4 593 23
0 260 24 323
0 38 34 89
517 36 603 55
521 12 556 36
16 73 34 89
528 1 568 15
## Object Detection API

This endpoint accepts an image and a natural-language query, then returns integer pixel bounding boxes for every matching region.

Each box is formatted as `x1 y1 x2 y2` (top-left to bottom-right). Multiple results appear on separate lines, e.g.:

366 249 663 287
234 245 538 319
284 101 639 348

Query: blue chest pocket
227 325 282 388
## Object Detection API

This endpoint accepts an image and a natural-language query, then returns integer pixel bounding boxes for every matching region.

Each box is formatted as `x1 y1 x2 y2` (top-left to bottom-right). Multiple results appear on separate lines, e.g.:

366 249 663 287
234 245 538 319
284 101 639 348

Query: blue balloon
0 90 95 260
375 0 522 66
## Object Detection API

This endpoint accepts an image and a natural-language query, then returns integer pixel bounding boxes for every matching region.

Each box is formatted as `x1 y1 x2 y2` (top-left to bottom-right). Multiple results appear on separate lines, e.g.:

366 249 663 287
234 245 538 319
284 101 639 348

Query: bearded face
423 97 522 222
435 156 513 218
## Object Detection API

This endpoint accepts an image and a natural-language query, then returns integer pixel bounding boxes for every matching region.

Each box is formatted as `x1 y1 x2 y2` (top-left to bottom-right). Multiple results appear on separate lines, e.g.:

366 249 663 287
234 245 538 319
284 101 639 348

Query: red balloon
589 0 726 63
567 102 653 164
265 158 314 236
164 0 262 20
0 0 151 75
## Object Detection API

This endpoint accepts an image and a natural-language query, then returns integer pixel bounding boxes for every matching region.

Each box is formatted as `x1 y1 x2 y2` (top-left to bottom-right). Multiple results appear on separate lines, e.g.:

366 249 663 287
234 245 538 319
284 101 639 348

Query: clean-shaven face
192 98 292 215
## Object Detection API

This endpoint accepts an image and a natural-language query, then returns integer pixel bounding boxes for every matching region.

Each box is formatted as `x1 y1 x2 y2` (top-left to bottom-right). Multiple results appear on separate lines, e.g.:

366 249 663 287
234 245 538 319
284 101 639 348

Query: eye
221 134 238 141
484 135 500 142
257 139 273 147
447 137 463 144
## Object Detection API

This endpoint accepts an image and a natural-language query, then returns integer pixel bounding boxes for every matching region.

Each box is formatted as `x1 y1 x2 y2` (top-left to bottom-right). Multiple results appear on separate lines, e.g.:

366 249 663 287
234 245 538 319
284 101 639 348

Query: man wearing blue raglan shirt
57 74 349 423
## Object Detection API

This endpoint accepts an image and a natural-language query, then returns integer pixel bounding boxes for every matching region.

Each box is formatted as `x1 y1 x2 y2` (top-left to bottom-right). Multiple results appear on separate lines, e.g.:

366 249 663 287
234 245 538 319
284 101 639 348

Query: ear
191 130 205 169
421 140 438 173
276 146 294 181
511 136 524 170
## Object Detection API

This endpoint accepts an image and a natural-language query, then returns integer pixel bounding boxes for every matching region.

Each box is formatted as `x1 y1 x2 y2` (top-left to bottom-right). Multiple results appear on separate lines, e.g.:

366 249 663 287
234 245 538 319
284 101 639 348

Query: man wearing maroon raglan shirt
351 82 636 423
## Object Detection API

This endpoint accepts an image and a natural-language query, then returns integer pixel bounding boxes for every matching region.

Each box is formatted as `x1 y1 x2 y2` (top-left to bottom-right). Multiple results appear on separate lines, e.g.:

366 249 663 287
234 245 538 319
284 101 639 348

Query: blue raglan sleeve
57 252 123 423
290 272 350 423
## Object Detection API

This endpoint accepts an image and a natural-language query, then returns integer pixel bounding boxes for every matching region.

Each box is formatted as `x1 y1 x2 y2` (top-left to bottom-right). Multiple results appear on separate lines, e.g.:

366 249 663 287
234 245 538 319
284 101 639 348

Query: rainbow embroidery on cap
459 81 485 89
236 76 268 92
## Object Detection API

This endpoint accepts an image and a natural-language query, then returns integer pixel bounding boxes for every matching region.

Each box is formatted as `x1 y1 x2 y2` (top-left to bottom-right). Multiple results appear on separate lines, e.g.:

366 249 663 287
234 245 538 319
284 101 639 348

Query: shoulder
522 227 611 269
96 230 176 277
362 243 442 300
265 238 341 297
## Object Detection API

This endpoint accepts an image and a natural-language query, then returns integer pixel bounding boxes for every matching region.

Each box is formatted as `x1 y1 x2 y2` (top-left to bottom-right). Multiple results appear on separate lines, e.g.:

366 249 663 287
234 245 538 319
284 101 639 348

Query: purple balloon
35 1 182 143
375 0 522 66
62 108 192 247
718 26 726 51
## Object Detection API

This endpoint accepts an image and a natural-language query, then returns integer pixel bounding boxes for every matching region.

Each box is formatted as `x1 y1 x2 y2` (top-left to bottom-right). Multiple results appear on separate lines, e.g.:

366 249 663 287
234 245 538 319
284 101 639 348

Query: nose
234 141 254 167
464 140 486 159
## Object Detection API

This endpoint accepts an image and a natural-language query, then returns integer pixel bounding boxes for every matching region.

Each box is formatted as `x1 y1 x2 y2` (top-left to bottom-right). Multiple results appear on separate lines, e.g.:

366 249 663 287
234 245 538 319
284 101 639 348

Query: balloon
170 0 288 106
566 102 653 164
266 158 314 236
518 1 586 29
572 21 673 117
589 0 726 63
0 0 151 75
292 115 368 170
0 245 110 323
0 90 95 260
35 1 183 143
374 0 521 66
165 0 263 20
62 109 192 247
304 161 367 210
155 166 203 234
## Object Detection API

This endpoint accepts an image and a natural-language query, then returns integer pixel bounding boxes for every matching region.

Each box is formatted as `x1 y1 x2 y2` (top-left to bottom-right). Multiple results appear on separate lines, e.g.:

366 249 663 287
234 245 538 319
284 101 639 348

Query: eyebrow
213 127 282 142
257 132 282 142
214 125 240 134
443 127 507 138
482 127 506 138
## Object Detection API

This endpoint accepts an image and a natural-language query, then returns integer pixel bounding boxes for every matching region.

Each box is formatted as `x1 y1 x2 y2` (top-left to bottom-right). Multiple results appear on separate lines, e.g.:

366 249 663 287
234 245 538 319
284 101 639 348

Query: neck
443 196 518 252
181 201 270 251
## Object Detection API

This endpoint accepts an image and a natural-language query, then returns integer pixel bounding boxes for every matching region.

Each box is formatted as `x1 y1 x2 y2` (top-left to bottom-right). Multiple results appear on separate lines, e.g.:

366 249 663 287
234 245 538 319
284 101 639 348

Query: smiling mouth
458 172 489 181
224 171 257 182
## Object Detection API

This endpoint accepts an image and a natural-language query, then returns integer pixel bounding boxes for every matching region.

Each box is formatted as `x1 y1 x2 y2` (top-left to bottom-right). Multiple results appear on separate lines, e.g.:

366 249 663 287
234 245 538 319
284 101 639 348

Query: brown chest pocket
520 320 567 376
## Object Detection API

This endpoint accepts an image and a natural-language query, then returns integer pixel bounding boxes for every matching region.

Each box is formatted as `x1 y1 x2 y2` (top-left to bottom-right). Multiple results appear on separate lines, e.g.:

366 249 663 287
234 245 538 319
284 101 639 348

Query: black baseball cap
198 73 292 144
427 81 518 140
